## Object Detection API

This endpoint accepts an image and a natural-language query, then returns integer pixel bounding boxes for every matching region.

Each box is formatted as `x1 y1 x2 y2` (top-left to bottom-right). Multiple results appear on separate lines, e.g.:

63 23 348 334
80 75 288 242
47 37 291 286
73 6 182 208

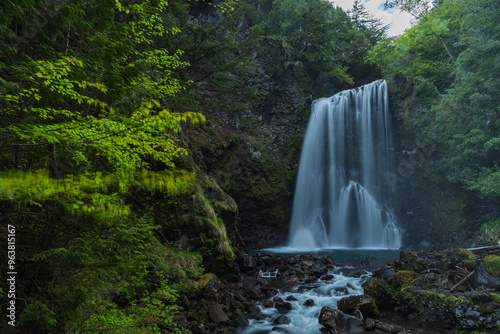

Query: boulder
303 299 315 307
231 309 249 327
208 303 229 324
337 294 380 318
273 314 291 325
318 306 364 333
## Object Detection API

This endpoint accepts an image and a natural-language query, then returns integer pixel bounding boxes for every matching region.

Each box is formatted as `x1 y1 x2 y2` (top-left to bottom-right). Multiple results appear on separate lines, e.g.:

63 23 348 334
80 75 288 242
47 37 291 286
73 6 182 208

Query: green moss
393 270 419 288
482 217 500 243
458 248 475 260
484 255 500 277
421 290 468 311
197 273 215 290
490 292 500 302
231 299 244 310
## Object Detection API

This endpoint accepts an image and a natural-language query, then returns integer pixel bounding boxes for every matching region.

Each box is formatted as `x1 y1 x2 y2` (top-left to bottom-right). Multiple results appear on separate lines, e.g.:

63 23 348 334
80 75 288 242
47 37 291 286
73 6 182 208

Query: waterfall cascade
288 80 401 249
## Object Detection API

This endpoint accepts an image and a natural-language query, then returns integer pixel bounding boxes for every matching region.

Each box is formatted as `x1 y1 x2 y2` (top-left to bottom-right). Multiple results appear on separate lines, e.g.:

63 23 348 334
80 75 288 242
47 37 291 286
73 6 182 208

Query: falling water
288 80 401 249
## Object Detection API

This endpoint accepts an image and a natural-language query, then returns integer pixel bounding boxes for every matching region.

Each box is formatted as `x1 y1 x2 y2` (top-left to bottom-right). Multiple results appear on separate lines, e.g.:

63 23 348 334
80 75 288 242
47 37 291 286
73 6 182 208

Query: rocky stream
182 247 500 334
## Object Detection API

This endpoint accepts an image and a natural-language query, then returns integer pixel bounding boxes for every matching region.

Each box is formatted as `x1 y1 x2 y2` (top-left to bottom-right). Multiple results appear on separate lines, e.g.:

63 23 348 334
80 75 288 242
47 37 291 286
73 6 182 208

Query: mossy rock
391 270 419 289
197 273 217 290
396 251 427 273
363 277 393 309
484 255 500 277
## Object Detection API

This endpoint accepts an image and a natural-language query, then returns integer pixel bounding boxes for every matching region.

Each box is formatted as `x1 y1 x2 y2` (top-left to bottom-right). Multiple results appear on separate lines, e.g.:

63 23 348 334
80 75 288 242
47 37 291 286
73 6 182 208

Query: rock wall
388 82 500 251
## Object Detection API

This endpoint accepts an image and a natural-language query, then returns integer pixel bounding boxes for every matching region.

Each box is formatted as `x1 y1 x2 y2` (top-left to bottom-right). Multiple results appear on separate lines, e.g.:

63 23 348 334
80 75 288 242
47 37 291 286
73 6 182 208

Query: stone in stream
303 298 315 307
271 326 291 333
273 314 291 324
285 295 298 301
275 301 293 312
318 306 364 333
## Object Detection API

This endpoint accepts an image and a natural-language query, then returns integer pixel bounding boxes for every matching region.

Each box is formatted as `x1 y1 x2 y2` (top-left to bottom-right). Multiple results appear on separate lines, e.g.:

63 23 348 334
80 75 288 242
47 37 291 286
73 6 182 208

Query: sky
332 0 414 36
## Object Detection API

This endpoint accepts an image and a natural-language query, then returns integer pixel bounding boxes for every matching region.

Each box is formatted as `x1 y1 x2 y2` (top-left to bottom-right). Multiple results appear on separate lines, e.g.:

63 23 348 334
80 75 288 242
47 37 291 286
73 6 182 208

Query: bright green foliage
0 0 213 332
369 0 500 197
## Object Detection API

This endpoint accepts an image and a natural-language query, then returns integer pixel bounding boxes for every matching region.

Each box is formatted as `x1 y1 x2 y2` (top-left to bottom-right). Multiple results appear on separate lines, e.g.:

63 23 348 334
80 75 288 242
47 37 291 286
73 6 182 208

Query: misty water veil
288 79 401 250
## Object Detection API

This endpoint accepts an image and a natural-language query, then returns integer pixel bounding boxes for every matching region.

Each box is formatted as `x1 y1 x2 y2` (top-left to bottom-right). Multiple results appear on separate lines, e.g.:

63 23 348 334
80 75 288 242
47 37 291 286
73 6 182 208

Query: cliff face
388 83 499 251
185 69 308 250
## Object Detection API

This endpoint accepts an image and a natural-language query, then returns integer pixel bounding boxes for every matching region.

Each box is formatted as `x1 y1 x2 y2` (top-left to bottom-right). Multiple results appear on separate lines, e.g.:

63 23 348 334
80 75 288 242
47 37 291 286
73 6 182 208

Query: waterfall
288 80 401 249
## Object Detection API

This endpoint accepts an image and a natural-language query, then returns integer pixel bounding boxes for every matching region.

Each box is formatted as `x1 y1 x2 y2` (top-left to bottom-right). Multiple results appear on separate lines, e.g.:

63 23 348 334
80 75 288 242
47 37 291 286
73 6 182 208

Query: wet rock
233 290 247 302
246 289 262 299
275 301 293 312
249 306 266 320
231 299 244 310
208 303 229 324
375 321 404 333
273 296 284 303
303 260 315 267
262 300 274 308
231 309 249 327
285 295 297 301
271 326 290 333
337 294 380 318
374 265 396 279
273 315 291 324
364 318 376 330
472 261 500 290
189 321 206 334
318 306 364 333
353 308 363 319
303 299 315 307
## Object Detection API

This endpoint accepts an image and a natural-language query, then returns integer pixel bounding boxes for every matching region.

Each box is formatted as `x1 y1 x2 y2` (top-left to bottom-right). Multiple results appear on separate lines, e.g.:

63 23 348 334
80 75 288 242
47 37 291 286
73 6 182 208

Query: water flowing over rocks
179 247 500 333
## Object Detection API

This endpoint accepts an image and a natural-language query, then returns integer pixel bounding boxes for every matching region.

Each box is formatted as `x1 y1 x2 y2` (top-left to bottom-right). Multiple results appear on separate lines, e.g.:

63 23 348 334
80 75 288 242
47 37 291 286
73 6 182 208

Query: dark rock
222 293 233 309
189 321 206 334
247 305 265 320
231 309 249 327
231 299 244 310
262 300 274 308
472 261 500 290
233 290 247 302
375 321 404 333
364 318 376 330
353 308 363 319
273 296 284 303
322 274 334 280
273 315 291 325
246 289 262 299
208 303 229 324
285 295 298 301
303 299 315 307
318 306 364 333
305 277 317 283
337 294 380 318
374 265 396 279
275 301 293 312
271 326 291 333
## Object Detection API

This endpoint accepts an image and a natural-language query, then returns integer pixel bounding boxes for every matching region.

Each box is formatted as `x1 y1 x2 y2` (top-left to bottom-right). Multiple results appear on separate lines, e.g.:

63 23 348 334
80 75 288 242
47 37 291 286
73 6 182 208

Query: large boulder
337 294 380 318
208 303 229 324
318 306 364 333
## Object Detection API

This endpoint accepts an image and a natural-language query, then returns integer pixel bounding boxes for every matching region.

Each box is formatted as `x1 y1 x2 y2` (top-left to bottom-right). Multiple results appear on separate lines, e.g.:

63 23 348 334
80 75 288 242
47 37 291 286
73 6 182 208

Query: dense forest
0 0 498 333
